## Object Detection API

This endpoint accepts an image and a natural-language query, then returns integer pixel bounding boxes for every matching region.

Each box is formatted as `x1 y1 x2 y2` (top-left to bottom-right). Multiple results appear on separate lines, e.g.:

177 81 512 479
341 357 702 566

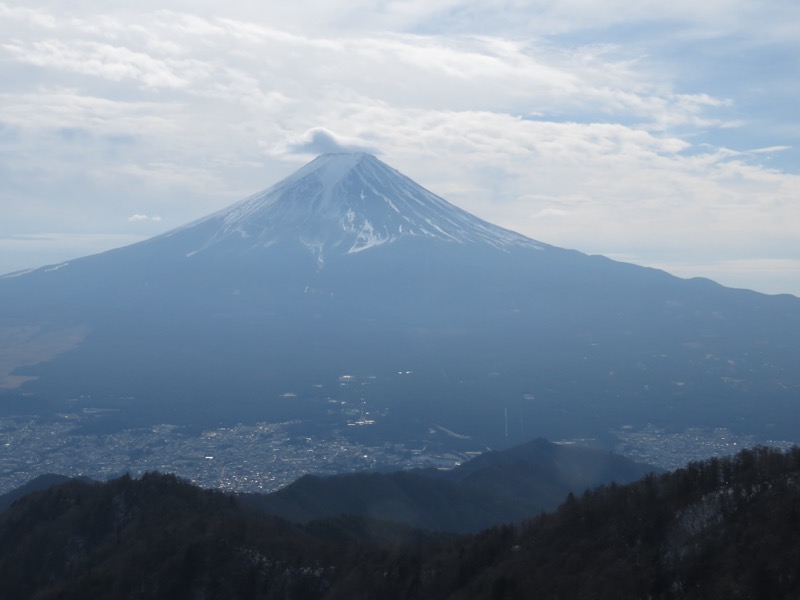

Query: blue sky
1 1 798 295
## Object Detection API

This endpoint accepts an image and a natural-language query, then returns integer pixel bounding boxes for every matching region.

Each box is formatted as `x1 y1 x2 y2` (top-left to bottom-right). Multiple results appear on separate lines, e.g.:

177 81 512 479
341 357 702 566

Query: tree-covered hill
1 446 799 599
0 472 448 600
420 445 800 599
0 474 74 513
242 438 654 532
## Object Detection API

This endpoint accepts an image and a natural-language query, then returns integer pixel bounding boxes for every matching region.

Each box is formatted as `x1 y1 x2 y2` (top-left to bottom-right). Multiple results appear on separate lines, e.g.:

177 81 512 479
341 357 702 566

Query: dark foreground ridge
1 445 799 599
0 473 74 512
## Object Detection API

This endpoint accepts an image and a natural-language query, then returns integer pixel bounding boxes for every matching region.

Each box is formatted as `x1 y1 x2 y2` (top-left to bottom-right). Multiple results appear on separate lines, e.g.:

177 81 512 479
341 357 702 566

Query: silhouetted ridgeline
0 473 73 512
241 438 655 532
1 445 799 598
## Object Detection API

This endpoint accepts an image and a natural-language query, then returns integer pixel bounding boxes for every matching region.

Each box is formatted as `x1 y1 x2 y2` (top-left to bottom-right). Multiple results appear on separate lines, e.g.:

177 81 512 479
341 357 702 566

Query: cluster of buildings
0 413 466 496
613 425 795 470
2 412 795 497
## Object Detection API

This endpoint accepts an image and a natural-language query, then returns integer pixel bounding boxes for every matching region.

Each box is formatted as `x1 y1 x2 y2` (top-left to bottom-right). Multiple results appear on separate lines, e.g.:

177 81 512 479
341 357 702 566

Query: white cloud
0 3 56 28
749 146 791 155
3 39 192 88
127 214 162 222
0 1 797 295
284 128 380 155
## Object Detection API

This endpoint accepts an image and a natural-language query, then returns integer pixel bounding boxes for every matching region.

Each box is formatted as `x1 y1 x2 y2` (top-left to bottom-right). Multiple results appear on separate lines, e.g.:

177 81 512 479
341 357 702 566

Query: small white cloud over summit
286 128 380 156
128 214 162 223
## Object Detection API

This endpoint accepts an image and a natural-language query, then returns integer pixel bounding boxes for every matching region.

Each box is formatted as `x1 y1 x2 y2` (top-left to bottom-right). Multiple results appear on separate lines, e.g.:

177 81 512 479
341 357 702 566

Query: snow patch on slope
347 218 393 253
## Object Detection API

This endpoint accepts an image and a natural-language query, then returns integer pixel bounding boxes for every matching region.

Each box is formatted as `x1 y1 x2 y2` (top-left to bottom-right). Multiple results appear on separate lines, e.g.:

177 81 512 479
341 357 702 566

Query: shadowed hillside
242 438 655 532
1 446 799 599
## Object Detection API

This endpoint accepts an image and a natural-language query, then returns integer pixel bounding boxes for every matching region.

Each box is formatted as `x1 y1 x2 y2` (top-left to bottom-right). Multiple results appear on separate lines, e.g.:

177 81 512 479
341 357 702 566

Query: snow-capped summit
174 153 541 262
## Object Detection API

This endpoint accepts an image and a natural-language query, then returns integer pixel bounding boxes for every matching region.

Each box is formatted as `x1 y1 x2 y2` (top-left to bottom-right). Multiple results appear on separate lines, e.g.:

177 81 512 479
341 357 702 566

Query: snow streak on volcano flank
174 153 542 263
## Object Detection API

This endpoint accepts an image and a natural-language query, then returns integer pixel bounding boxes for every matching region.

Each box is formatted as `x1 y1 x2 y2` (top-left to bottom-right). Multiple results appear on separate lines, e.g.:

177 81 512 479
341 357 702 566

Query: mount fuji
1 153 799 446
179 152 541 260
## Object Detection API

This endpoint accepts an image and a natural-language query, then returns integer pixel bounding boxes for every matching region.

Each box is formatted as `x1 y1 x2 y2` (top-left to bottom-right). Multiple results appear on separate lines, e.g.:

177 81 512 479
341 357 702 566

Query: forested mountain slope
242 438 654 532
1 446 798 598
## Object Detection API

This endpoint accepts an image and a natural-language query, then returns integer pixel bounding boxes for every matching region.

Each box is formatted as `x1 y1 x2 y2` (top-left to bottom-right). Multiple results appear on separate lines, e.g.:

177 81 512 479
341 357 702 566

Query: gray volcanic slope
1 153 798 445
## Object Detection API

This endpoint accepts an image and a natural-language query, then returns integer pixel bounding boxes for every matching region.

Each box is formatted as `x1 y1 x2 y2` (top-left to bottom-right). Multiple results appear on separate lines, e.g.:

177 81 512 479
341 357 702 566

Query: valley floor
1 411 795 495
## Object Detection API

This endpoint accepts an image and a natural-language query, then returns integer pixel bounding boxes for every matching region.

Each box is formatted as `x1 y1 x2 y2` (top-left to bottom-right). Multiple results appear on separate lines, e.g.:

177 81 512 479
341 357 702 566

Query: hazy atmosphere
1 1 798 295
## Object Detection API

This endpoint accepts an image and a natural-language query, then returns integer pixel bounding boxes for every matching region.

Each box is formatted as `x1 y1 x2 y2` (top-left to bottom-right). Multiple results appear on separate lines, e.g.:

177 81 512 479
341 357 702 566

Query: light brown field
0 325 89 389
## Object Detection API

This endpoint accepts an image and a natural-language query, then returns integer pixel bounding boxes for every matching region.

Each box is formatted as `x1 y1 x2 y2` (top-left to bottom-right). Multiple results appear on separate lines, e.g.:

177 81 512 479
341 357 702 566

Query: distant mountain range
2 445 798 599
1 153 798 447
